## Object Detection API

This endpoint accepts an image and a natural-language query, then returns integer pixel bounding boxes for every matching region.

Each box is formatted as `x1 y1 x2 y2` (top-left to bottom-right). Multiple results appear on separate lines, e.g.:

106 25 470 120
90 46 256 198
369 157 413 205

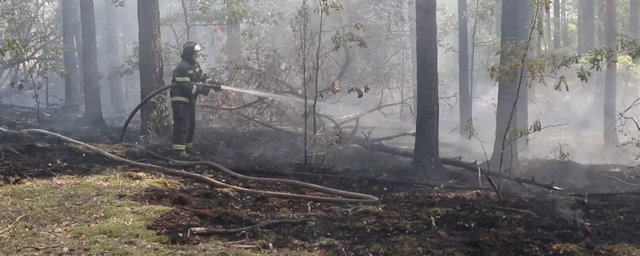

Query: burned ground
1 105 640 255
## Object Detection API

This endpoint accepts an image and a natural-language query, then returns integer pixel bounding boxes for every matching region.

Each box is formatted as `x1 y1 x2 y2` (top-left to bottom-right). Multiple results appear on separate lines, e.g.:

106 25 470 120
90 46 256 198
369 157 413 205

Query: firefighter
170 41 221 158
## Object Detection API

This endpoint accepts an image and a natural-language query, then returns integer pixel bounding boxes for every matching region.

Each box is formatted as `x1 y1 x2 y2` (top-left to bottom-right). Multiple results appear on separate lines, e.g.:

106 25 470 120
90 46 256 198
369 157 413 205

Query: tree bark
105 0 125 114
516 0 530 152
137 0 170 137
553 0 561 49
561 0 570 47
410 0 418 122
458 0 471 140
603 0 619 149
495 0 501 37
73 0 84 97
79 0 105 127
580 0 595 94
489 0 521 171
624 0 640 103
412 0 440 170
61 0 80 111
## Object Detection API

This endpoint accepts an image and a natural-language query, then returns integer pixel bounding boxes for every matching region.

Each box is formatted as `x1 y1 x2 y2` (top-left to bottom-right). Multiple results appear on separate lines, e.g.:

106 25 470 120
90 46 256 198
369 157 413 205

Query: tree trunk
458 0 471 140
73 0 84 97
603 0 619 149
79 0 105 127
561 0 570 47
61 0 80 111
553 0 561 49
495 0 502 37
489 0 521 171
105 0 125 114
546 4 552 49
593 0 606 127
580 0 595 94
138 0 170 137
516 0 530 152
412 0 440 170
410 0 418 122
624 0 640 103
578 0 584 53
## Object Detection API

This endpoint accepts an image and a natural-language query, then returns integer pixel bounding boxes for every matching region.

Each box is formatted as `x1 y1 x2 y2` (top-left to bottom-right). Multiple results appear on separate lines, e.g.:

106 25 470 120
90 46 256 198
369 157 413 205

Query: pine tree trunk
412 0 440 170
79 0 105 127
61 0 80 111
137 0 170 137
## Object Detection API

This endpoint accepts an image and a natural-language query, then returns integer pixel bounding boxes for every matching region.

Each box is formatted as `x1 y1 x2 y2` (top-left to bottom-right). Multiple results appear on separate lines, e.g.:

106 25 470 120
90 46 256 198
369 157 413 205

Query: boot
185 147 199 155
172 150 192 160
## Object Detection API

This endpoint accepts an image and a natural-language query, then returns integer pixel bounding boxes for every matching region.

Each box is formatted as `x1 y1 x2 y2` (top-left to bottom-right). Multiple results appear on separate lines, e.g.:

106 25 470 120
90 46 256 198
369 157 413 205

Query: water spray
220 85 329 107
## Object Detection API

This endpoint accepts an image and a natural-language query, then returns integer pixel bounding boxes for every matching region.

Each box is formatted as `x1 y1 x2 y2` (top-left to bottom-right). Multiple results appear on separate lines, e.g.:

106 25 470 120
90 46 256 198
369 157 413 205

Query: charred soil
1 106 640 255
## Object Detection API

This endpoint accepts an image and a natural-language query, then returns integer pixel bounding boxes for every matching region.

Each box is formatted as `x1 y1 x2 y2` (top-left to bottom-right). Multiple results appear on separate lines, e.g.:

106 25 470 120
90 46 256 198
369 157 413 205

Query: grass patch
0 171 321 256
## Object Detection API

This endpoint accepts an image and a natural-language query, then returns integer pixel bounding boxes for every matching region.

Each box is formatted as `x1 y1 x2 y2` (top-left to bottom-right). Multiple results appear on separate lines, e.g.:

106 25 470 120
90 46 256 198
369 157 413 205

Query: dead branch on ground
188 218 313 235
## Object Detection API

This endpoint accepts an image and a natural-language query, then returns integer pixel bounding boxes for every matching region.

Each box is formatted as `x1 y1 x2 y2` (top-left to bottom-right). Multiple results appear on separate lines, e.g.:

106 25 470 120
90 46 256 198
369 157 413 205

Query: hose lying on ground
0 127 380 204
121 143 380 201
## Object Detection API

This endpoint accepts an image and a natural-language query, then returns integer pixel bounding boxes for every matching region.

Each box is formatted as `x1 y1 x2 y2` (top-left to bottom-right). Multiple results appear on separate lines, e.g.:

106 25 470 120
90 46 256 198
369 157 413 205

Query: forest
1 0 640 255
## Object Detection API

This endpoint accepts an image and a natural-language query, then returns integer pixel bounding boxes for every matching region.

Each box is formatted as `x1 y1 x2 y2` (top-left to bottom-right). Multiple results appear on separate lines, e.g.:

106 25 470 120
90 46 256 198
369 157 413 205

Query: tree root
188 218 313 235
0 127 380 204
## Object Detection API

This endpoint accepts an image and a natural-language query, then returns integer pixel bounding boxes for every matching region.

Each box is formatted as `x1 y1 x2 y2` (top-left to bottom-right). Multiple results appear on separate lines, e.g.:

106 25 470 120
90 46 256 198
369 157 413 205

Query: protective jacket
169 59 210 103
170 50 211 153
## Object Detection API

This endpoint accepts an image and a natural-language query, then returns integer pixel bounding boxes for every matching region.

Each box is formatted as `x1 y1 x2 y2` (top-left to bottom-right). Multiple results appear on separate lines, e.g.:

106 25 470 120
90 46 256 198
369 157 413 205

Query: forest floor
1 105 640 256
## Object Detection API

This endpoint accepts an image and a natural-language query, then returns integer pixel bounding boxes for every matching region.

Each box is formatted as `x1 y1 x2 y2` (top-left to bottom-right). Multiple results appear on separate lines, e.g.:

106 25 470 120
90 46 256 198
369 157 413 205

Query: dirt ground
2 105 640 256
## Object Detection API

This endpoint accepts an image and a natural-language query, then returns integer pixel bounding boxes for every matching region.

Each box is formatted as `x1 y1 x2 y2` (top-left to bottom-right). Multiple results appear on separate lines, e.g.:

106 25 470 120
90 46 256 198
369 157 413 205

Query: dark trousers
171 102 196 151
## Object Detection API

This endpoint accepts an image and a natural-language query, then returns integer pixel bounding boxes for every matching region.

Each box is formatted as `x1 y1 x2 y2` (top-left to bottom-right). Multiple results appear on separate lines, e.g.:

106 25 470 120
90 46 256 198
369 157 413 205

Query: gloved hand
195 83 211 96
206 79 222 92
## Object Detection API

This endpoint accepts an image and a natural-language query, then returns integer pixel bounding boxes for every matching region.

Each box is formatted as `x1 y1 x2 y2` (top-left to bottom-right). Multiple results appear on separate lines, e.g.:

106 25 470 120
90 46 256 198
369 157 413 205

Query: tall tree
73 0 84 96
458 0 471 139
412 0 440 170
561 0 570 47
625 0 640 102
410 0 417 119
553 0 561 49
79 0 105 126
61 0 80 111
516 0 530 152
105 0 125 113
580 0 595 95
489 0 521 170
495 0 501 37
138 0 170 136
603 0 619 148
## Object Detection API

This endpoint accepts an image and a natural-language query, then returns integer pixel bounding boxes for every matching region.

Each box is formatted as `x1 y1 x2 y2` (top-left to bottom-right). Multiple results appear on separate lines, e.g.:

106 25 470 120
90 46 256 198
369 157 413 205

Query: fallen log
348 136 562 191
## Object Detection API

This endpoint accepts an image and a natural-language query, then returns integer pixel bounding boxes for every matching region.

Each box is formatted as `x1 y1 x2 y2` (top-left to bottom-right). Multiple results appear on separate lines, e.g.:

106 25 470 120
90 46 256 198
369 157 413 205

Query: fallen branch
0 214 27 235
347 136 562 191
0 127 380 204
569 191 640 197
188 218 312 235
491 205 536 216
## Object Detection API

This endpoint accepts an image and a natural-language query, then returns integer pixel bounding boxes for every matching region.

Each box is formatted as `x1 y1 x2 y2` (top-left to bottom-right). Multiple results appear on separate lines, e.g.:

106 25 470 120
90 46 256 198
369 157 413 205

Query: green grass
0 170 320 256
